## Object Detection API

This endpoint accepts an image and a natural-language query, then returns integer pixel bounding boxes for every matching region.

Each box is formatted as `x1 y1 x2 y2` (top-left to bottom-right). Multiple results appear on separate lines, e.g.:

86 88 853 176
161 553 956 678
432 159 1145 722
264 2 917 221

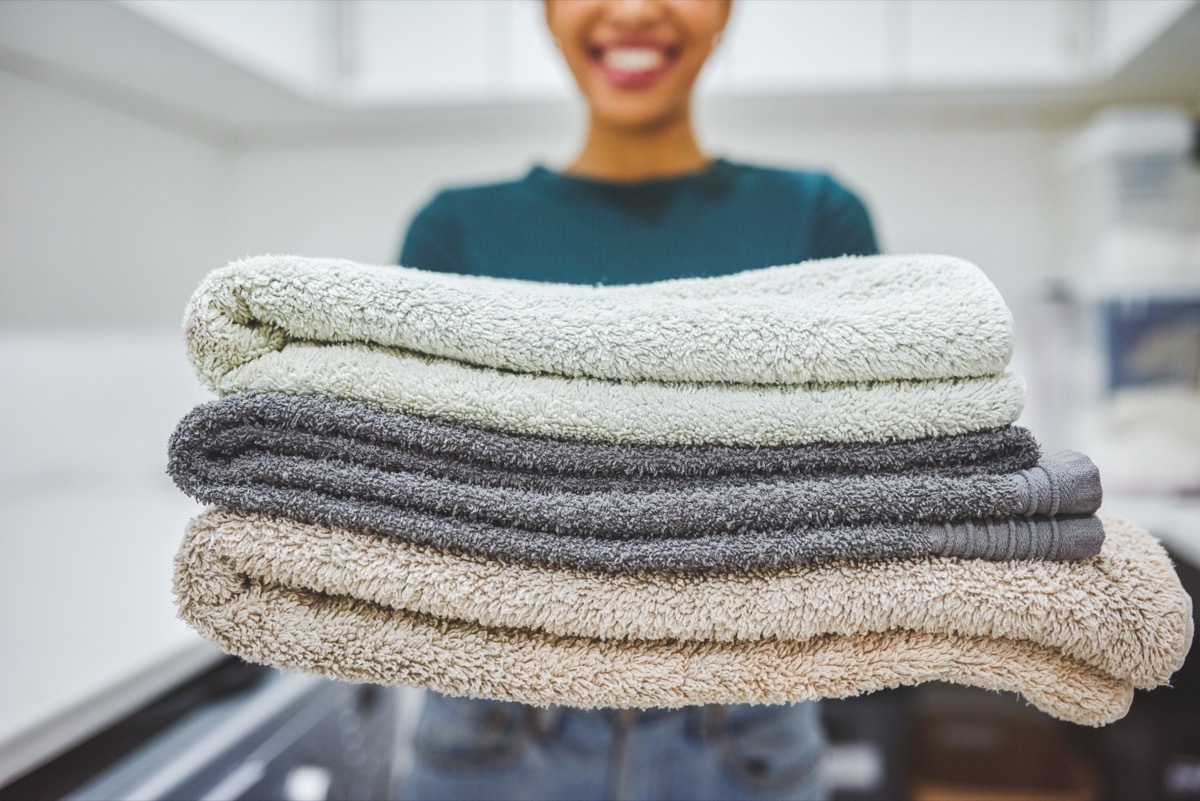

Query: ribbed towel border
168 398 1102 562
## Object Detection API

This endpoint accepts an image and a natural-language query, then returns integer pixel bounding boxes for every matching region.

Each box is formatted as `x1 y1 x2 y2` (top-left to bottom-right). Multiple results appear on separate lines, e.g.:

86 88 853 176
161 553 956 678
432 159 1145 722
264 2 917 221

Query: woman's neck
566 109 710 182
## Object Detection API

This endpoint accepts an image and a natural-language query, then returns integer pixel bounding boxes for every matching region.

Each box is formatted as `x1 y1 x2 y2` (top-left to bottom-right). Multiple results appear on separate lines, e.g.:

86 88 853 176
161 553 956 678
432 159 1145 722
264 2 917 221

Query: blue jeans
401 695 827 801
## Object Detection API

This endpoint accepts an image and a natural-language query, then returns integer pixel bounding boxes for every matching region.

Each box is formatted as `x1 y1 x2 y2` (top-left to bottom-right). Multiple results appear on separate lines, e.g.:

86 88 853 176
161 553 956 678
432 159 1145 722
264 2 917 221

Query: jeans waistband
525 704 726 740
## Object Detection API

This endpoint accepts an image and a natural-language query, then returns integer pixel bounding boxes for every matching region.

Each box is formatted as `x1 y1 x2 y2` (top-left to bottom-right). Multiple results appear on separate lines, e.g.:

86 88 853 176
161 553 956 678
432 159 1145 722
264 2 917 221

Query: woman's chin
590 100 690 133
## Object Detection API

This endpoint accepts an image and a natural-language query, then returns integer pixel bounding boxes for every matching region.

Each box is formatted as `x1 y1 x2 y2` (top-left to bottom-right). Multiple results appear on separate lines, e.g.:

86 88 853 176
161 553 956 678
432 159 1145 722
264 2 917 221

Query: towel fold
183 255 1024 446
173 393 1044 483
169 406 1099 562
185 253 1014 389
175 511 1192 726
208 345 1027 445
193 484 1103 568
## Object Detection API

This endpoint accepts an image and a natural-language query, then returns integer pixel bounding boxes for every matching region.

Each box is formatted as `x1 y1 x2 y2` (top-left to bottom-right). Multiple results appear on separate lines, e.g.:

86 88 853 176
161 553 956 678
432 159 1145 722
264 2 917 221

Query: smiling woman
396 1 878 799
546 0 729 177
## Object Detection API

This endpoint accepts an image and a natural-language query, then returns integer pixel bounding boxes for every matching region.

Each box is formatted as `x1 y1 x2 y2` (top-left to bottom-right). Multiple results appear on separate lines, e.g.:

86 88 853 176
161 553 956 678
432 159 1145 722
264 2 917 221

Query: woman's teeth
603 47 666 73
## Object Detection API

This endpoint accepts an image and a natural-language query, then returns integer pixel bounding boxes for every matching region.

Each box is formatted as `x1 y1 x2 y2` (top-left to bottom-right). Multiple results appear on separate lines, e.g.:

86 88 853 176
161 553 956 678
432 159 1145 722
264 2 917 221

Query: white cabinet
342 0 581 105
906 0 1089 86
1103 0 1194 71
16 0 1196 121
723 0 892 92
506 0 574 101
117 0 326 95
346 0 492 104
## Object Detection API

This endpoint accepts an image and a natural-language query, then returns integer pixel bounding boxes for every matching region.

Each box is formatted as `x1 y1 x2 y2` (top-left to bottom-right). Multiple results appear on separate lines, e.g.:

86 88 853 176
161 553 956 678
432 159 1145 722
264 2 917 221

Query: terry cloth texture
203 346 1026 446
185 253 1013 388
168 401 1101 557
174 511 1193 726
171 393 1044 483
183 254 1025 446
176 484 1105 570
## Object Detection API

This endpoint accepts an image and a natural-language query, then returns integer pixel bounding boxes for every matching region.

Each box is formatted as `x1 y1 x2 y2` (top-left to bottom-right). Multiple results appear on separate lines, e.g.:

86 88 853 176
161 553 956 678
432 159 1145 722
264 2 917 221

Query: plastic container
1057 106 1200 289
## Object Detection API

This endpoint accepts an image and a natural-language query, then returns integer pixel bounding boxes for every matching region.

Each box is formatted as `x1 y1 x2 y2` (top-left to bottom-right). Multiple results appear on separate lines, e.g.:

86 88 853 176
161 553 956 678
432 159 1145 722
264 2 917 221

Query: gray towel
173 448 1100 538
168 397 1099 543
185 491 1103 572
170 479 1104 573
174 393 1043 485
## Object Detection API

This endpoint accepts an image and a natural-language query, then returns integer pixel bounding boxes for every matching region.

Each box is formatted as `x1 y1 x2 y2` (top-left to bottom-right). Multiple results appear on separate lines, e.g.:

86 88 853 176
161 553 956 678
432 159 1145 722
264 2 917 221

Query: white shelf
1048 277 1200 304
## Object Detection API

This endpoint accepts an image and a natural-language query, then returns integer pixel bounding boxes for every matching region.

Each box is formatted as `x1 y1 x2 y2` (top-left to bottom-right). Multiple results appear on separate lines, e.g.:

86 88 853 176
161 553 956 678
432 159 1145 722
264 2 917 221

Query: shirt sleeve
398 191 470 273
809 176 881 259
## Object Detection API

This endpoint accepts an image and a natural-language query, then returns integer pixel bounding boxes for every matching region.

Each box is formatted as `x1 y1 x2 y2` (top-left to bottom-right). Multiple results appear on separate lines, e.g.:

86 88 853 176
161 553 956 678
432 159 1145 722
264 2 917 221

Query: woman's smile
587 39 682 89
546 0 729 137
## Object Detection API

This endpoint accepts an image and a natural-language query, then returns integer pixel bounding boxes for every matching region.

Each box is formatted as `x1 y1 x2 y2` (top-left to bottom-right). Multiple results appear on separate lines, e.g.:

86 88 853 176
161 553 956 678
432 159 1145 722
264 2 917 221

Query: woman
398 2 879 799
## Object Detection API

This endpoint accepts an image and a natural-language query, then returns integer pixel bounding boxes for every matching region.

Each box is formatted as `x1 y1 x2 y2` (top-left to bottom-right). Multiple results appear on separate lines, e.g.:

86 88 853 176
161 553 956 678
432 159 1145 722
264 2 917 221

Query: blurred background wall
9 0 1196 330
1 56 1069 331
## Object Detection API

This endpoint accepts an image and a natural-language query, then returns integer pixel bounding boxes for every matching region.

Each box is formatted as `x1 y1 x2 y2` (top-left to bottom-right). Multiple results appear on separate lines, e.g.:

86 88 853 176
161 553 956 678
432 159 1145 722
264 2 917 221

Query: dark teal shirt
399 158 879 283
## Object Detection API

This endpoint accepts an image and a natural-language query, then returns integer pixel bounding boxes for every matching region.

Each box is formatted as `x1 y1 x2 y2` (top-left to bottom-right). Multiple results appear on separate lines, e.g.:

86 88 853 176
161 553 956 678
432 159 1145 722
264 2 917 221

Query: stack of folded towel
169 254 1193 727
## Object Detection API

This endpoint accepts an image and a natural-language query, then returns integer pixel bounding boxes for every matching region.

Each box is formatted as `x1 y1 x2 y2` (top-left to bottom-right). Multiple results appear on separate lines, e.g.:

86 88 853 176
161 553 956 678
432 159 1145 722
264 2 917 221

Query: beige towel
174 511 1191 726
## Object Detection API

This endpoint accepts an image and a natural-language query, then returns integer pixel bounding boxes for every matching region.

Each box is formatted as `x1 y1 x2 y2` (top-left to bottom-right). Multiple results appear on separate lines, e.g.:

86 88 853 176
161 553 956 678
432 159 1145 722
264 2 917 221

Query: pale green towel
186 253 1014 388
182 254 1023 445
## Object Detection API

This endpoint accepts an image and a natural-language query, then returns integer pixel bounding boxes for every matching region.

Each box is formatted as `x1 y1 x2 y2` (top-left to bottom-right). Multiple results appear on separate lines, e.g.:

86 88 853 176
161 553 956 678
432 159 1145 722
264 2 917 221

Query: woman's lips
589 44 680 88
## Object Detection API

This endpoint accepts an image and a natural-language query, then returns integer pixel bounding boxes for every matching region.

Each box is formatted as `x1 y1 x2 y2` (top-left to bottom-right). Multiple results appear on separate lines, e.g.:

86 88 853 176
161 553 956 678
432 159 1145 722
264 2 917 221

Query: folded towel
169 400 1100 547
173 393 1044 484
178 479 1105 567
193 345 1025 446
174 511 1192 726
185 253 1014 389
